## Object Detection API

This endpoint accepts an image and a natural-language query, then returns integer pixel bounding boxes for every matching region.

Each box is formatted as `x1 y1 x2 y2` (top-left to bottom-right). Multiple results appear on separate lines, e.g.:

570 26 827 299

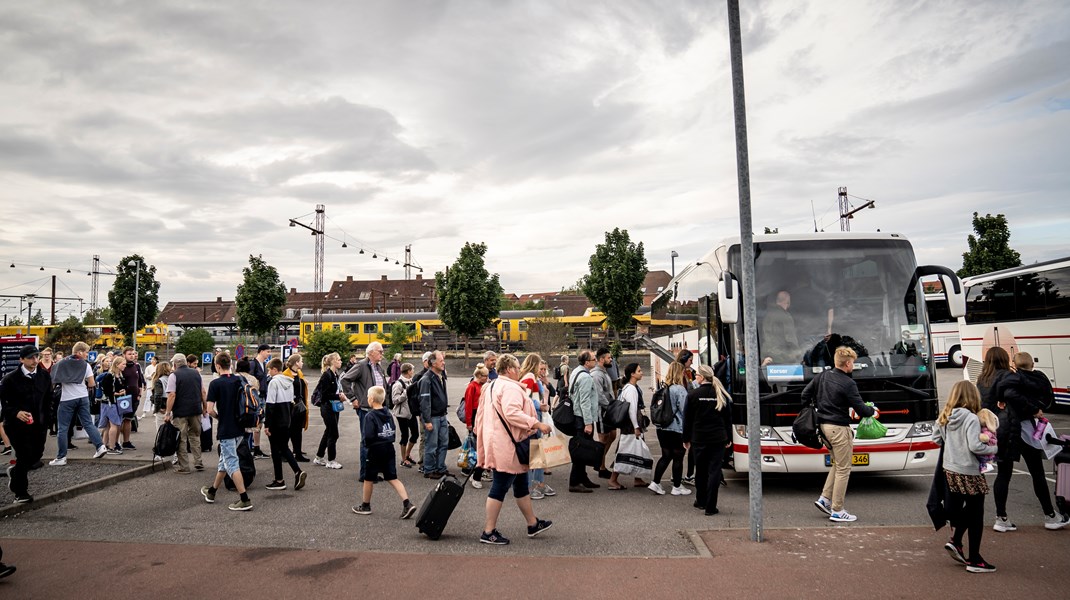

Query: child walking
352 386 418 519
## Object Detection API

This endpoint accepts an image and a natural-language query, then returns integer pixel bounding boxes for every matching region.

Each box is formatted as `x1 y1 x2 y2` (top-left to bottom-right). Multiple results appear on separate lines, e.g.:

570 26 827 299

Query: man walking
419 350 450 478
341 341 388 482
484 351 498 380
199 353 253 511
48 342 108 465
591 347 616 478
806 346 874 522
120 347 144 450
164 353 207 474
0 345 51 504
568 350 601 493
247 344 271 459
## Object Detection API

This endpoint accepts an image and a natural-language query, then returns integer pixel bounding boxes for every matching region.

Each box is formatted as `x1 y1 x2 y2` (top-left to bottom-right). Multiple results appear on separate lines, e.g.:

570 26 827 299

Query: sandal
608 484 626 491
633 480 649 488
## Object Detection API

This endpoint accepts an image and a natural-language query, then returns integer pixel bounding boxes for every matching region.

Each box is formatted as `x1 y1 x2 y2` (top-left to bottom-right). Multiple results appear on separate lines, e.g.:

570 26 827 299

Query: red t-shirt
463 380 483 426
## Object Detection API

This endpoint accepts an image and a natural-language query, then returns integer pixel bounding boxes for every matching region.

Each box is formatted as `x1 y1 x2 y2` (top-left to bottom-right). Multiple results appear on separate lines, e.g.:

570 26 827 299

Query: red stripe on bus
733 441 939 455
962 334 1070 341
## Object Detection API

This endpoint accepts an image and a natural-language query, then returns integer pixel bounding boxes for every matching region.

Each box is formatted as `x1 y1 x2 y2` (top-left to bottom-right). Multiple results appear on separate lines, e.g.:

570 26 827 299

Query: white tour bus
926 292 964 368
959 257 1070 408
654 232 965 472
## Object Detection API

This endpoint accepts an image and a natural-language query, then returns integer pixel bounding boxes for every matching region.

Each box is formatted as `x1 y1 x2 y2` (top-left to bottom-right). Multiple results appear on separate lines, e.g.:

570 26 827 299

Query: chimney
415 274 423 281
346 275 353 282
290 288 297 294
381 275 388 282
216 297 222 303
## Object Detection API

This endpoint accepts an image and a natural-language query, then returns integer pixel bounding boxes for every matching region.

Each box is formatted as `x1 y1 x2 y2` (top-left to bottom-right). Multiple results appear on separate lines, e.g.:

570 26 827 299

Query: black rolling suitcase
416 474 468 540
223 437 256 491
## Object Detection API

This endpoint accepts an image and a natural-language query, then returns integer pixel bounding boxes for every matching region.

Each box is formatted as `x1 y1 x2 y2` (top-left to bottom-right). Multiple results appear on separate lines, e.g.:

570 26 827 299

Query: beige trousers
820 424 854 512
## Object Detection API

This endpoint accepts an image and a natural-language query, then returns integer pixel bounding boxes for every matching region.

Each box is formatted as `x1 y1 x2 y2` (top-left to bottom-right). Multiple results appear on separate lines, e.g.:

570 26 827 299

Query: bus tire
948 345 964 369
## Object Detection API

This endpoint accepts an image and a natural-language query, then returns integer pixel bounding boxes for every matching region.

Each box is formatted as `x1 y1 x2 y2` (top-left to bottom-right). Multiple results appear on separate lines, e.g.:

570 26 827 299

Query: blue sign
765 364 804 383
88 351 98 363
144 351 156 364
202 352 213 367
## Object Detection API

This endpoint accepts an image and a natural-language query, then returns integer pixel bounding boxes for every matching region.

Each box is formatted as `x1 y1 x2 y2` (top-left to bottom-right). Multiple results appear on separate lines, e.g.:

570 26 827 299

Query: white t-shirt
59 364 95 402
165 372 177 395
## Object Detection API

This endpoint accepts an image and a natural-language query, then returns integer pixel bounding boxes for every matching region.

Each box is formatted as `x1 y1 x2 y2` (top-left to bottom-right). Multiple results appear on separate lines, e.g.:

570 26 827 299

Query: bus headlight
735 425 782 441
908 421 934 438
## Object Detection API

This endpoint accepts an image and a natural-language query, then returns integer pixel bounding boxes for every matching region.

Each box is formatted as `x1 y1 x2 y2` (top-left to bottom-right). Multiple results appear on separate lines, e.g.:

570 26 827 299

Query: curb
0 460 162 519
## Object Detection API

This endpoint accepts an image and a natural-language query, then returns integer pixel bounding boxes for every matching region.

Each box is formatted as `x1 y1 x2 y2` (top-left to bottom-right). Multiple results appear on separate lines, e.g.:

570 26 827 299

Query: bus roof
961 256 1070 285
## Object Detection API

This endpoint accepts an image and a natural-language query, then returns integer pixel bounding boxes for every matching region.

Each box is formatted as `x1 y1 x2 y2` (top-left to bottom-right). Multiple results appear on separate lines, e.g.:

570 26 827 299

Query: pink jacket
474 376 540 475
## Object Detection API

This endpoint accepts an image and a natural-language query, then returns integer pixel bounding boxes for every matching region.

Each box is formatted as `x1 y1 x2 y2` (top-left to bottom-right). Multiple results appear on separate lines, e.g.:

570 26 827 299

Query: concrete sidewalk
1 526 1067 598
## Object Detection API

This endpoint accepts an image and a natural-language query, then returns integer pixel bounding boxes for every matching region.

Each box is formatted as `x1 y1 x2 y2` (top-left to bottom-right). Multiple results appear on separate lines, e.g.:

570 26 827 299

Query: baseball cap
20 345 40 359
422 351 432 363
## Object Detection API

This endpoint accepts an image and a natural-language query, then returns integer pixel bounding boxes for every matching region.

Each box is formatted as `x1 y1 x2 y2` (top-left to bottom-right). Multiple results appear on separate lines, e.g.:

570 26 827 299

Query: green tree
958 213 1022 278
304 328 353 367
581 228 648 341
107 254 161 339
378 318 414 358
82 307 114 325
175 327 215 358
435 242 503 366
524 312 572 360
7 316 23 326
29 310 44 326
235 254 288 338
45 316 95 352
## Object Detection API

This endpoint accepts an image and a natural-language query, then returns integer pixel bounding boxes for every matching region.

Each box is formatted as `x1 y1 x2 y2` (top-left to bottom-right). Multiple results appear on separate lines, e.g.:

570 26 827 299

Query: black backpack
551 393 577 436
792 373 827 450
407 371 424 417
650 384 674 428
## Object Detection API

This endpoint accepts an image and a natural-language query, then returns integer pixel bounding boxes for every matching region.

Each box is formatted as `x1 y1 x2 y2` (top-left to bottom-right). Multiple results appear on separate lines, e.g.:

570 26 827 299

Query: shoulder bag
490 382 531 465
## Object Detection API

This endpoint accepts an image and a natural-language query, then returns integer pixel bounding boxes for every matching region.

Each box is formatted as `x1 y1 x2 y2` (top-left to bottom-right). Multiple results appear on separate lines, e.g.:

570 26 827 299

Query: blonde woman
682 365 733 516
518 354 549 498
649 362 691 496
99 356 128 454
150 361 173 430
314 352 346 469
933 381 998 572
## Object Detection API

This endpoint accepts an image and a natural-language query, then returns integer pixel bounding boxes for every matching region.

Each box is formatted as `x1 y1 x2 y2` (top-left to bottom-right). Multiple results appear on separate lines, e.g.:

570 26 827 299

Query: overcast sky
1 0 1067 321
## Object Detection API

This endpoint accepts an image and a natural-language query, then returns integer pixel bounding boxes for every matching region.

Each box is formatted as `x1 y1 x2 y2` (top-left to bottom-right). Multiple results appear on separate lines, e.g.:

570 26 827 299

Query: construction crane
838 186 875 231
288 204 326 317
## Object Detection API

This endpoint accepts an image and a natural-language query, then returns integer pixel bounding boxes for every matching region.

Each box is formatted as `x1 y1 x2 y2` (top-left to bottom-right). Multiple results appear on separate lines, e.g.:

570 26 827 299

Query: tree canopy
107 254 160 338
235 254 288 337
435 242 502 362
377 318 414 359
304 328 353 367
44 316 94 352
582 228 648 337
175 328 215 358
958 213 1022 278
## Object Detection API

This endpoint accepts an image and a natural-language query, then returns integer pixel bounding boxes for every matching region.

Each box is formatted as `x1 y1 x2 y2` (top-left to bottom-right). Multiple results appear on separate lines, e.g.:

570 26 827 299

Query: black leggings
949 491 986 561
268 427 300 481
994 445 1055 517
317 408 339 461
397 417 419 447
653 429 685 487
289 409 305 457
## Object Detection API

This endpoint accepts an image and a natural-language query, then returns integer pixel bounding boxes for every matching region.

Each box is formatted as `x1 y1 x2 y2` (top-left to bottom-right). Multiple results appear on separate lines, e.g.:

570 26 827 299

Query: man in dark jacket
247 345 271 459
419 350 449 478
803 346 874 523
0 346 52 503
120 347 144 449
991 352 1068 531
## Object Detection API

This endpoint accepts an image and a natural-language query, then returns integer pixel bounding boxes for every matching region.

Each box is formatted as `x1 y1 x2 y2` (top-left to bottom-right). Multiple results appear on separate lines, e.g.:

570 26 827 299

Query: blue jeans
529 429 544 487
423 415 449 473
357 408 369 480
56 397 104 458
217 437 242 475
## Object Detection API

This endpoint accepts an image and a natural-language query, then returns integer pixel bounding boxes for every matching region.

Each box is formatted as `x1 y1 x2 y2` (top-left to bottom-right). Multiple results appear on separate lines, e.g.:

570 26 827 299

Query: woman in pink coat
474 353 553 546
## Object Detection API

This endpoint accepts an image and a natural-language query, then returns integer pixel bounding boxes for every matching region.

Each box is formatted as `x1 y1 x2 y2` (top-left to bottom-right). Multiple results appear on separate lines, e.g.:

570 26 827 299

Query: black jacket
993 369 1053 462
804 368 873 426
419 370 448 421
682 382 733 445
1 366 52 428
315 369 341 411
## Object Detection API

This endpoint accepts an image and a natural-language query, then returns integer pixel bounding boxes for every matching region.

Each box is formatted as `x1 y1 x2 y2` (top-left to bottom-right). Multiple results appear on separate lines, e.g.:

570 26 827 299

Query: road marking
1013 468 1057 484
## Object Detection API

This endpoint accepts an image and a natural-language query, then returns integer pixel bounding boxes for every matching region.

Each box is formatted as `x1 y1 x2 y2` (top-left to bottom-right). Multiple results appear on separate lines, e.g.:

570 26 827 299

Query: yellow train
0 322 169 349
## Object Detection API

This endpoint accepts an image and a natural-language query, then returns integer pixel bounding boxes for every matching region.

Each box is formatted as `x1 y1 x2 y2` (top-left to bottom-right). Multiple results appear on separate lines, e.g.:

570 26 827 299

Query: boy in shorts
198 352 253 511
352 386 417 519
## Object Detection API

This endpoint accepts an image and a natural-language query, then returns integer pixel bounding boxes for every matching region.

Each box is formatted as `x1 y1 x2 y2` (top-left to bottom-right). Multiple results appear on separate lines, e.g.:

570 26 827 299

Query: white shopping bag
612 435 653 480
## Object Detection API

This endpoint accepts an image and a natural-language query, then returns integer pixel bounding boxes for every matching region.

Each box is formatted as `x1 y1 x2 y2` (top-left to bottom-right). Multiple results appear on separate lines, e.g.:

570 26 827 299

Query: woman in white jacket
933 380 998 573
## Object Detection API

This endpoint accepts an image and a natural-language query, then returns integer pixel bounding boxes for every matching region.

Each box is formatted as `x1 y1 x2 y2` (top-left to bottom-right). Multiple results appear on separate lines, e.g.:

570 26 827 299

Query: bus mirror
917 265 965 318
718 277 739 324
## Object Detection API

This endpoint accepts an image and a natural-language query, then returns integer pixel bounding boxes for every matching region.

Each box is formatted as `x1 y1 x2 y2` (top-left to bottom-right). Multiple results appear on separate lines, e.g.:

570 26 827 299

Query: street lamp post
128 260 141 357
670 250 679 279
24 293 36 334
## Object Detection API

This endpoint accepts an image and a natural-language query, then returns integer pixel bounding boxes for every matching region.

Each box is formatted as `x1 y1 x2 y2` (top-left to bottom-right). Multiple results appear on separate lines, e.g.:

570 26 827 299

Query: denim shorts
217 437 242 474
99 404 124 427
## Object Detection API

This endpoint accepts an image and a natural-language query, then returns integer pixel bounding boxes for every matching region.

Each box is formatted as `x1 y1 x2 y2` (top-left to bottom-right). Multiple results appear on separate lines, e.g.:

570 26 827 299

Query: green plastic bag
856 403 887 440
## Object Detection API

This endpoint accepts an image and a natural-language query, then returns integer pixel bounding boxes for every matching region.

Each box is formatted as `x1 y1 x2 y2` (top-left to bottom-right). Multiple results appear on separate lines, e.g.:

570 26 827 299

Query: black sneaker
400 501 417 520
294 470 307 491
265 480 287 490
581 480 600 489
13 494 33 504
598 469 612 479
122 442 136 450
294 454 311 463
67 443 79 450
944 540 966 565
682 475 696 487
0 445 11 455
527 519 553 538
253 448 270 460
966 558 996 573
480 529 510 545
352 503 372 515
0 562 15 579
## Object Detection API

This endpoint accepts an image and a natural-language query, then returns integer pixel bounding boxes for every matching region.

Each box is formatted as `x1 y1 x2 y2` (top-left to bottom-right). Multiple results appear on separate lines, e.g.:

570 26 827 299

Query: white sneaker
647 482 666 495
325 460 343 469
993 516 1017 532
93 445 109 459
814 496 833 516
671 485 692 496
1044 513 1070 530
471 478 483 489
313 457 327 466
830 510 858 523
49 457 67 466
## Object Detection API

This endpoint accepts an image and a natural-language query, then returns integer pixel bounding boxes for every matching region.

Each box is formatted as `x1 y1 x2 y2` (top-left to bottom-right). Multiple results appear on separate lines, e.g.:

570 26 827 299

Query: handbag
330 399 345 412
530 436 571 469
490 382 531 465
568 434 605 467
115 394 134 417
447 424 462 450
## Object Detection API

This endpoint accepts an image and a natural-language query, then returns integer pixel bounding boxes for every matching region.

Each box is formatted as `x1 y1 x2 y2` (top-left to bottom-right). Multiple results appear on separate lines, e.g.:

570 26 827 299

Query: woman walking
607 363 648 491
474 353 553 545
463 364 489 488
519 354 550 499
149 361 172 430
933 380 999 573
683 365 733 515
314 352 346 469
391 363 419 468
141 356 158 418
98 356 127 454
263 358 307 491
648 362 691 496
284 354 311 462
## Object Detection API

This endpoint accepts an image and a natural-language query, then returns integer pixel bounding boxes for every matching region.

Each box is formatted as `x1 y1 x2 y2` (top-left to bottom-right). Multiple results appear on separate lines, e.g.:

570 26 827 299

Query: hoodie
993 369 1053 462
265 373 293 431
933 407 997 476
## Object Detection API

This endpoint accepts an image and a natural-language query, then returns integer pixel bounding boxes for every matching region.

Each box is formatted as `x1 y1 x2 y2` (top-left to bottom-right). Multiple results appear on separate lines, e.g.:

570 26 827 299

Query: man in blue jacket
419 351 449 478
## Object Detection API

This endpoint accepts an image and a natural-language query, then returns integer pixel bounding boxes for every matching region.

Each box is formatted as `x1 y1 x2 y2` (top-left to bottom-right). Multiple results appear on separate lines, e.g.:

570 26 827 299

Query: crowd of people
1 339 1067 562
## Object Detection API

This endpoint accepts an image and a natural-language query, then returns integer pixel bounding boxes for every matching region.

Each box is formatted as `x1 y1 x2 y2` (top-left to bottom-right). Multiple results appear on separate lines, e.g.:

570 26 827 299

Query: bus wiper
883 379 932 398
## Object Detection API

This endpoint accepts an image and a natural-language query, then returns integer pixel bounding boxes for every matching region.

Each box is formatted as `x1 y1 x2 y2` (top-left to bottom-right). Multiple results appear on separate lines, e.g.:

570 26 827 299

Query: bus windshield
729 238 929 381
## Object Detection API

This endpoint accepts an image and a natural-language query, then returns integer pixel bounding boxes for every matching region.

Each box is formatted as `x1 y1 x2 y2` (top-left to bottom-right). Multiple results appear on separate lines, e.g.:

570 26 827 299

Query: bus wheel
948 345 964 369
